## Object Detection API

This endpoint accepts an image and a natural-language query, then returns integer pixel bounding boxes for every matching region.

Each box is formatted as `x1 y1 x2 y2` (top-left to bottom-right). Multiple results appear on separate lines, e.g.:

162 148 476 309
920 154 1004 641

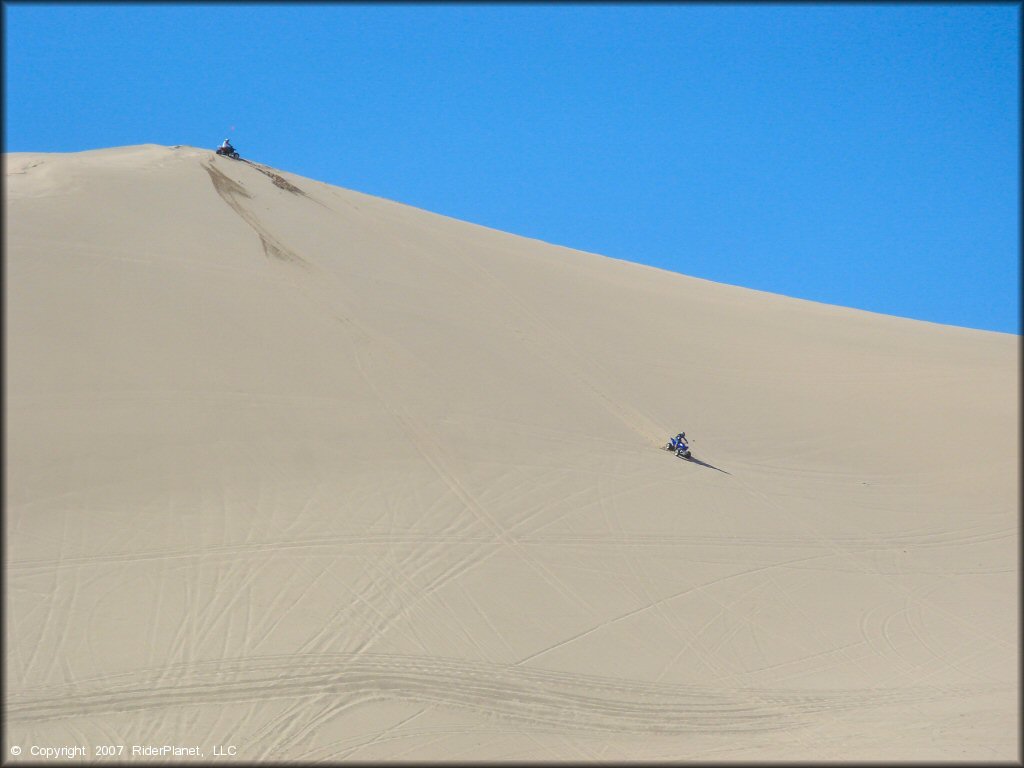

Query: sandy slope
4 144 1018 761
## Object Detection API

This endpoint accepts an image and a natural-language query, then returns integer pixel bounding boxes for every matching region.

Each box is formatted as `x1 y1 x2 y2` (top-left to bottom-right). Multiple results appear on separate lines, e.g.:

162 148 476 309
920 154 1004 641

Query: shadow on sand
678 454 731 475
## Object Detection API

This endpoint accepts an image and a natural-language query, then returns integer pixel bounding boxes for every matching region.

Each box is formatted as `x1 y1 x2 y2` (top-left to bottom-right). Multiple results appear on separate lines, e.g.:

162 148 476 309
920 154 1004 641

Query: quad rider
216 138 238 158
666 431 691 458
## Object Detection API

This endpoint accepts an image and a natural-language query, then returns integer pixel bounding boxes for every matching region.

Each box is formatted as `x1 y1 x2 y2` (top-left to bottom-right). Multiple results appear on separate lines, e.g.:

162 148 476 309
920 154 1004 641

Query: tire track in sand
9 652 1000 736
202 159 308 267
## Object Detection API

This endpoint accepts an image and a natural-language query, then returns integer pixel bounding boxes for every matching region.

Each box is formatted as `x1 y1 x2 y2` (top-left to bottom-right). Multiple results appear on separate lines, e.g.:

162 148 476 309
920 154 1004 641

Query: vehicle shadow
679 454 731 475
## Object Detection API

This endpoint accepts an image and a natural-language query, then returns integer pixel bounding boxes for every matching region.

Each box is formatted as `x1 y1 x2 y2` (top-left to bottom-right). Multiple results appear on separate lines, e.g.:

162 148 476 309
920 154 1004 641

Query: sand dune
5 144 1018 761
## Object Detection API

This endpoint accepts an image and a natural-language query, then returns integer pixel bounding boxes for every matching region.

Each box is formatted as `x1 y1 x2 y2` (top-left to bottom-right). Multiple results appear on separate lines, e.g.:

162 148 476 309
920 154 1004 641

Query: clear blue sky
4 3 1019 333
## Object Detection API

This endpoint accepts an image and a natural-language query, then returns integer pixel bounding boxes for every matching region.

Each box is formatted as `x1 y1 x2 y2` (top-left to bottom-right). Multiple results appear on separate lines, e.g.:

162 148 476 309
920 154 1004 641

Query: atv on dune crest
215 145 241 160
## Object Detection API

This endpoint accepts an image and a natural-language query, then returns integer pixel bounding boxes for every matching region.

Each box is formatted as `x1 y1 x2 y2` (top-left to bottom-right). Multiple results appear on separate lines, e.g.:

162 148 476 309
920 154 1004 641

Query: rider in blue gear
667 431 690 457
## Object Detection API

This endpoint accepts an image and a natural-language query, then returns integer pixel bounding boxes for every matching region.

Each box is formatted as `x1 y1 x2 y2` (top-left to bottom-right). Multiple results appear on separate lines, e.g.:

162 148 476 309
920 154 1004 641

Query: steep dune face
5 145 1017 761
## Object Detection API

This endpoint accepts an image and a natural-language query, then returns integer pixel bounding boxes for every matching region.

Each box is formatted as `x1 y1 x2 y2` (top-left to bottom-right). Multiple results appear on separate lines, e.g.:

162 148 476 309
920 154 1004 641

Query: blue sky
4 3 1019 333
